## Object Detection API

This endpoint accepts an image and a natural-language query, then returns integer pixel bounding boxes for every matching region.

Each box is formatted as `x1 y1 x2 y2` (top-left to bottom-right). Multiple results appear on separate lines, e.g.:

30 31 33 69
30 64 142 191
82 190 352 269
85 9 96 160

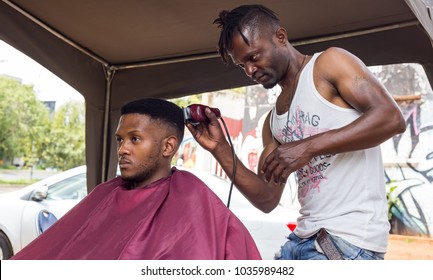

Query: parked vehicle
0 165 298 260
0 165 87 260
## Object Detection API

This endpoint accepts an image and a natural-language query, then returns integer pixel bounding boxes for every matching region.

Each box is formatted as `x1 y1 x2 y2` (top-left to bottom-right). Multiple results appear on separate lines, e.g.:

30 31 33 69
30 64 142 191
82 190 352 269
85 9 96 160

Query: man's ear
275 27 288 45
162 135 179 158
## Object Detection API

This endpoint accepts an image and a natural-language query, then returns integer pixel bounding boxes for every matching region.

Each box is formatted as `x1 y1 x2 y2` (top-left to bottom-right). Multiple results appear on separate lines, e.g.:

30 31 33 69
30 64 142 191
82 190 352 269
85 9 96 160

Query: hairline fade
213 4 280 64
120 98 185 143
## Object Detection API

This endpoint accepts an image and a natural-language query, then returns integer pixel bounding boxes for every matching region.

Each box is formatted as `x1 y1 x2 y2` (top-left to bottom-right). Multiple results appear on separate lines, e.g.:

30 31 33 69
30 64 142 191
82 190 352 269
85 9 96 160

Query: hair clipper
183 104 221 125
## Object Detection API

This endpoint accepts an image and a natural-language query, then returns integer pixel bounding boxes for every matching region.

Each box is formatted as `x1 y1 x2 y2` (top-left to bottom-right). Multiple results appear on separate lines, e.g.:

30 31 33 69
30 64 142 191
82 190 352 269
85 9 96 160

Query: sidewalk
0 168 60 181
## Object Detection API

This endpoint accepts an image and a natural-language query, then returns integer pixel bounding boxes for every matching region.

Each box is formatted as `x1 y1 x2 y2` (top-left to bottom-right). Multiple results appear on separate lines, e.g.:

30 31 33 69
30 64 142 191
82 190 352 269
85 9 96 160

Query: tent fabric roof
1 0 433 190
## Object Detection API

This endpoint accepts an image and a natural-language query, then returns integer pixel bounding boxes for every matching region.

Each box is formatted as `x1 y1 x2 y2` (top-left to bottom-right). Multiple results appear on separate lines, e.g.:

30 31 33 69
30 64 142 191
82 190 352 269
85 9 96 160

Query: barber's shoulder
315 47 363 79
317 47 354 64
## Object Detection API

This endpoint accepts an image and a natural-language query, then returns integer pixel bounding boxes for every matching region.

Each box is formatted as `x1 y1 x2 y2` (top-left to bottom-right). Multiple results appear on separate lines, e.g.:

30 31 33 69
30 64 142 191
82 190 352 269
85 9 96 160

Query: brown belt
316 228 344 260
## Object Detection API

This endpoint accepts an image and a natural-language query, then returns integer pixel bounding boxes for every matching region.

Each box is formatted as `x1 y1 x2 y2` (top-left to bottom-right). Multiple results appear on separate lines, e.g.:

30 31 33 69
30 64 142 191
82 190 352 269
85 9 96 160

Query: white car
0 165 299 260
0 165 87 260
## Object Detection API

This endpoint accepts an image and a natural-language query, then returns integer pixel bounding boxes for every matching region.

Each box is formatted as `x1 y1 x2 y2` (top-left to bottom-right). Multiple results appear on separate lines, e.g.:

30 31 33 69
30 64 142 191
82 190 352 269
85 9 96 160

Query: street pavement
0 169 60 194
0 168 59 181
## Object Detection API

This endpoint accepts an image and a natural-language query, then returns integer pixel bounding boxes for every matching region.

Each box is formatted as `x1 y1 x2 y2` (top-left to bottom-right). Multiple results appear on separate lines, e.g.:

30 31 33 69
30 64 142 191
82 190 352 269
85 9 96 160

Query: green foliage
0 178 39 185
0 75 85 170
170 94 202 108
230 86 247 94
386 183 399 221
40 101 86 170
0 76 50 165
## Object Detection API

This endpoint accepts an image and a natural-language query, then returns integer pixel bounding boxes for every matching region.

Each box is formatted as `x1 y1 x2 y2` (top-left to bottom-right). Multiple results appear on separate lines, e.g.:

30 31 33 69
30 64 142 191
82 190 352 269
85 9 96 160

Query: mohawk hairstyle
213 4 280 64
121 98 185 142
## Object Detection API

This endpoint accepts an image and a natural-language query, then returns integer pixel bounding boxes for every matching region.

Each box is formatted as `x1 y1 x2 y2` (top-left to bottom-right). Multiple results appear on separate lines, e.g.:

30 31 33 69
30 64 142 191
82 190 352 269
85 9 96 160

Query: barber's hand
186 107 227 152
261 141 312 184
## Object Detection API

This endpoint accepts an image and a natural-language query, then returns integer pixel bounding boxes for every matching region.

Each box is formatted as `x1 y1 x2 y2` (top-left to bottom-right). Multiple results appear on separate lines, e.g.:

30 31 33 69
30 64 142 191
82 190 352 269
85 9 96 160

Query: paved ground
0 169 59 194
0 184 26 193
0 168 59 181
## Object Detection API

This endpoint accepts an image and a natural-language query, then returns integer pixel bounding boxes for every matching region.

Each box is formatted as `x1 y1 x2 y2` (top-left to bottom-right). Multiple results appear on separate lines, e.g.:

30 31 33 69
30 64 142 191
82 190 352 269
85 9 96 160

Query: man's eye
252 54 258 61
132 136 140 142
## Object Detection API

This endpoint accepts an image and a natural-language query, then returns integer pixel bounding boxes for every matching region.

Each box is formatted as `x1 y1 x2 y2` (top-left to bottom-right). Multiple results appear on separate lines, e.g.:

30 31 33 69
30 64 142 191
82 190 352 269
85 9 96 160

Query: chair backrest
38 210 58 234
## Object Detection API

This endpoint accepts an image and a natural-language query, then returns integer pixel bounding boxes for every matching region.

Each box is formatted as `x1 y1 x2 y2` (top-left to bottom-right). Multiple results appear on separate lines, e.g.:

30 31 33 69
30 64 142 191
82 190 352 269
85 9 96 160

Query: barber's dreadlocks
213 5 280 64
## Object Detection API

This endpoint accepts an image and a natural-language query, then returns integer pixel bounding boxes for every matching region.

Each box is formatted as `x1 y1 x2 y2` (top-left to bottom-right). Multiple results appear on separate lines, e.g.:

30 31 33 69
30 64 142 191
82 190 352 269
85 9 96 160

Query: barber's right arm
186 108 285 213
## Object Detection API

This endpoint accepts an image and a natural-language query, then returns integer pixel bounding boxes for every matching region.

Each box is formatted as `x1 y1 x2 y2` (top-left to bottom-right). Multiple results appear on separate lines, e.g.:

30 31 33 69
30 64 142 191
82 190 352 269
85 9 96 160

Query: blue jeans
274 232 385 260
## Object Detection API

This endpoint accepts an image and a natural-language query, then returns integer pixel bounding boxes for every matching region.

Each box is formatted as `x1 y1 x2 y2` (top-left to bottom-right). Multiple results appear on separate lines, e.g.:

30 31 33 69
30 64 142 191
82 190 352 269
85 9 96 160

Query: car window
46 173 87 200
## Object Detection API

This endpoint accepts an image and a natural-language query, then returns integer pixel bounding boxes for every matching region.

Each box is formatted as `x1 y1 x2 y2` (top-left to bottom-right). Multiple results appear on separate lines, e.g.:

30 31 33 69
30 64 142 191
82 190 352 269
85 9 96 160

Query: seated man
12 98 261 260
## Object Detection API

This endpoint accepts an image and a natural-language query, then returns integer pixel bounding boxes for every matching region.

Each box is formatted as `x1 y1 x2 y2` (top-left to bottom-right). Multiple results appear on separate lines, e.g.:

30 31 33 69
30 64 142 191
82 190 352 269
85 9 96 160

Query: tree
40 101 86 170
170 94 202 108
0 75 50 165
0 76 86 170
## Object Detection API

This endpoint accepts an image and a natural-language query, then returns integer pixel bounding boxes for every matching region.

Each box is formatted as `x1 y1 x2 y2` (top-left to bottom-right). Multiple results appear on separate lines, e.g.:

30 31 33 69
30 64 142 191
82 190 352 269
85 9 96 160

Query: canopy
1 0 432 191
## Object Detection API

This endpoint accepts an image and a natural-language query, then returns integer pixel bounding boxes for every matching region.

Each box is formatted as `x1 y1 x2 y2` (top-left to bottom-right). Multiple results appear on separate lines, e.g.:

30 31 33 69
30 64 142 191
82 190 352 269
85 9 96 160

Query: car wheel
0 231 13 260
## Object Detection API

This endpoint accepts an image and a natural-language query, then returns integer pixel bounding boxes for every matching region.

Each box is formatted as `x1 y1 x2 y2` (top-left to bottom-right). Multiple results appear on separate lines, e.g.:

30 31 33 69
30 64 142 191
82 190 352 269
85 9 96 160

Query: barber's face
115 113 165 187
229 29 286 89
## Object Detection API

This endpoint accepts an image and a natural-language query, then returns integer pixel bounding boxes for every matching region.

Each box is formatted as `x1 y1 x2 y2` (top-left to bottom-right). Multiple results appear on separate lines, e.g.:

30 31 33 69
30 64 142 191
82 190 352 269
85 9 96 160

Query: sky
0 40 84 107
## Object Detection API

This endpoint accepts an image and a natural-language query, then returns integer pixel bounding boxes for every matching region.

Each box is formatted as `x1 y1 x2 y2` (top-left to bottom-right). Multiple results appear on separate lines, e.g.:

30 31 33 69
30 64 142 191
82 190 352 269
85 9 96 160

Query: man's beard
122 164 158 187
259 75 278 89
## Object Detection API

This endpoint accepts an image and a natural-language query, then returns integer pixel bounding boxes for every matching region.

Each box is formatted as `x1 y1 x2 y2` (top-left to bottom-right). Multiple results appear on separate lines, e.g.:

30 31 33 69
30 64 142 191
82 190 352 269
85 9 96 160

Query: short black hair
213 4 280 64
121 98 184 142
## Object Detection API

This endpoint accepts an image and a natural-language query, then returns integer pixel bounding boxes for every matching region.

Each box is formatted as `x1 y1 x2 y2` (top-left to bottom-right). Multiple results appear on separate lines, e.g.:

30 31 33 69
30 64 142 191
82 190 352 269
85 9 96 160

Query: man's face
115 113 165 187
229 28 287 89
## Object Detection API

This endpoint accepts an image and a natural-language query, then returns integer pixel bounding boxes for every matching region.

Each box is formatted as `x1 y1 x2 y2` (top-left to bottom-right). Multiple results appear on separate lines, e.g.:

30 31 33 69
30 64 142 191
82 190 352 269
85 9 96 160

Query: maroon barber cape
12 168 261 260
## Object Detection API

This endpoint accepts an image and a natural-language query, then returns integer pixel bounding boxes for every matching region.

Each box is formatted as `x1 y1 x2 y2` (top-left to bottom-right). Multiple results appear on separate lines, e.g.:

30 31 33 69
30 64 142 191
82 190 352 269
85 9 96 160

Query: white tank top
270 53 389 252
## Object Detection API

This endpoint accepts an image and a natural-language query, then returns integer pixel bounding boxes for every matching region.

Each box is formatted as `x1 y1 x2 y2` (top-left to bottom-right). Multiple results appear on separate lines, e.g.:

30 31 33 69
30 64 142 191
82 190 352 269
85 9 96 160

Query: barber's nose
244 62 257 77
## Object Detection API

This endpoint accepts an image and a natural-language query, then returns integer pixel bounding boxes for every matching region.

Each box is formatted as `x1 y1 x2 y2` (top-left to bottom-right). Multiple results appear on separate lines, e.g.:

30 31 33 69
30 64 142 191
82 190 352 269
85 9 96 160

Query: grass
0 178 39 185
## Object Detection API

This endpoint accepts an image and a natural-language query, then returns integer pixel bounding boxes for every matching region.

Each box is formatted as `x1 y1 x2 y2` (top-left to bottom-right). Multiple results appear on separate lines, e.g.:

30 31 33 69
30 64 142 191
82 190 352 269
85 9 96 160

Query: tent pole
101 66 116 183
